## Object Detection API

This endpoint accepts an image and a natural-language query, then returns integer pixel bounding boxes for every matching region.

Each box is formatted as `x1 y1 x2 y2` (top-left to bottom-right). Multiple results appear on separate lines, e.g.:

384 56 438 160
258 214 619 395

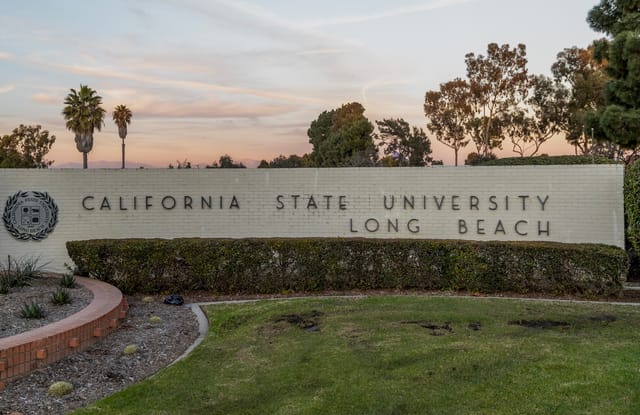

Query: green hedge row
479 155 617 166
66 238 627 297
625 161 640 252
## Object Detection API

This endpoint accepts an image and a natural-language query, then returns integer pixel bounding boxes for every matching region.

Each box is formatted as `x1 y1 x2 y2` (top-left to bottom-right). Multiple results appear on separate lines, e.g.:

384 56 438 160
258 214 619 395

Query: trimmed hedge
625 160 640 253
479 155 618 166
66 238 628 297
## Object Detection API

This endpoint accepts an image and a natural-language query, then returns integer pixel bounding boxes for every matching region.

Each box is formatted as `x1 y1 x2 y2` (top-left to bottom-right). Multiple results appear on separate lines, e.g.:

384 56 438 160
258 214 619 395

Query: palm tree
112 105 132 169
62 85 106 169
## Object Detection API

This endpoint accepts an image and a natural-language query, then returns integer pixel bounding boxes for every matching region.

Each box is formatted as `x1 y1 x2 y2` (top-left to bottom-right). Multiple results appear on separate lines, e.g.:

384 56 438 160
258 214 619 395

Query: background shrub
67 238 627 297
478 155 617 166
625 160 640 253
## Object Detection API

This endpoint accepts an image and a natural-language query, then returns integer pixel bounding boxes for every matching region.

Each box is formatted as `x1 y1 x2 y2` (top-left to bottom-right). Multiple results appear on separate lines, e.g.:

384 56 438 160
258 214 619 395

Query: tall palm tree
62 85 106 169
112 105 132 169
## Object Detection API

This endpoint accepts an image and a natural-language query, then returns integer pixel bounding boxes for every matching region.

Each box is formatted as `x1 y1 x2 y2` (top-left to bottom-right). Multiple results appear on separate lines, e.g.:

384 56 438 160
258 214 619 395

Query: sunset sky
0 0 600 168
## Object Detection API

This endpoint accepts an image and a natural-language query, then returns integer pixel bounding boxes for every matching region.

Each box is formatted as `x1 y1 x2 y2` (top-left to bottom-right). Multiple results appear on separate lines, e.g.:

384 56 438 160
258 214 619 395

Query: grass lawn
73 296 640 414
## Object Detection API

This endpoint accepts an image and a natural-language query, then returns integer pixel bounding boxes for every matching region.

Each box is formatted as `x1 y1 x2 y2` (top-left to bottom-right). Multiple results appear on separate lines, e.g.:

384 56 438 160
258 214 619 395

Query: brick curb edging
0 276 128 390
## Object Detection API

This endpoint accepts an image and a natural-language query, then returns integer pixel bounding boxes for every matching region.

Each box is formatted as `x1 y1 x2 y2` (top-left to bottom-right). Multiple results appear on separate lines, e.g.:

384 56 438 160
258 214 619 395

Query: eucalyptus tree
424 78 473 166
504 75 566 157
112 105 132 169
465 43 529 157
552 46 608 154
62 85 106 169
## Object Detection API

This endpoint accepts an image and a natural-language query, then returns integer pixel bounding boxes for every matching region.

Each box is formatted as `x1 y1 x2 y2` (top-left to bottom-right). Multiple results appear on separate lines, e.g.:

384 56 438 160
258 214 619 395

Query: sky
0 0 601 168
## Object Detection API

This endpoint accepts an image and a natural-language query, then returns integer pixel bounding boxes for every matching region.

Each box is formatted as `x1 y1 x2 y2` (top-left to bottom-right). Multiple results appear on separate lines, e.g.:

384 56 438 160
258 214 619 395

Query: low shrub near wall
479 155 617 166
66 239 627 297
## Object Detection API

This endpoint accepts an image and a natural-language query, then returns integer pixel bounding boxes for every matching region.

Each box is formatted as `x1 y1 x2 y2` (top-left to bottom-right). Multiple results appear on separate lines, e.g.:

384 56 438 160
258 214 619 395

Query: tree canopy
113 105 132 140
465 43 529 156
62 84 105 169
375 118 433 166
308 102 377 167
504 75 565 157
258 154 310 168
0 124 56 168
551 46 609 154
207 154 246 168
587 0 640 36
586 0 640 149
424 78 472 166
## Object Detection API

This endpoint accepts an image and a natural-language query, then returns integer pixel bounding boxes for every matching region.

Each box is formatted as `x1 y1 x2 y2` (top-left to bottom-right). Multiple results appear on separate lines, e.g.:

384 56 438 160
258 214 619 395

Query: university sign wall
0 166 625 272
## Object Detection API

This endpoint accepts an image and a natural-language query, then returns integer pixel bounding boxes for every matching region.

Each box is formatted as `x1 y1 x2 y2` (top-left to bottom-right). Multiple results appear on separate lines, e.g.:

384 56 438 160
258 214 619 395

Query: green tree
308 102 377 167
586 1 640 149
424 78 472 166
465 43 529 157
112 105 132 169
169 159 192 169
375 118 433 166
0 124 56 168
62 85 106 169
551 46 608 154
258 154 309 168
207 154 246 168
504 75 565 157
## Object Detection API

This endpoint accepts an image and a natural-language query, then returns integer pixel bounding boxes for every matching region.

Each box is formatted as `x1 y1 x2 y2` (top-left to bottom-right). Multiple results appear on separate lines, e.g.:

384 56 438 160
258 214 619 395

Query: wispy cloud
0 52 11 60
40 61 330 105
32 92 57 104
98 88 294 119
297 49 345 56
361 79 412 106
132 98 293 119
0 84 15 94
305 0 474 27
158 0 364 49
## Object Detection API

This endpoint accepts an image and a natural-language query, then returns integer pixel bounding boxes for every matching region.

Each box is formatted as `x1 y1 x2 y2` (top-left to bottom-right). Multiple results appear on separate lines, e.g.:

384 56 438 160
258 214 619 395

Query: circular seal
2 191 58 241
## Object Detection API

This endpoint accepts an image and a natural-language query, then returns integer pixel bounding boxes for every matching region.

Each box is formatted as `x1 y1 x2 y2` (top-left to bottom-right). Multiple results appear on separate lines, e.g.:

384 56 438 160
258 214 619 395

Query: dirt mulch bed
0 296 199 415
0 277 93 339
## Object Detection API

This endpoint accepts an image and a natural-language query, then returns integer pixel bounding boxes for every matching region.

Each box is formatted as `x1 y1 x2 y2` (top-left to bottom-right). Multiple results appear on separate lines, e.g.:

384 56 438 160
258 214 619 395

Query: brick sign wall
0 166 624 271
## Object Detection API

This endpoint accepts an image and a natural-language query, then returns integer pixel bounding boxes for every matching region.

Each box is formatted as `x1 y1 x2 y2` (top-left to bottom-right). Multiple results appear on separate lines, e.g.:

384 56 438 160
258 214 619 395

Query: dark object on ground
590 314 617 323
402 320 454 336
468 322 482 331
163 294 184 306
275 310 323 332
509 319 570 329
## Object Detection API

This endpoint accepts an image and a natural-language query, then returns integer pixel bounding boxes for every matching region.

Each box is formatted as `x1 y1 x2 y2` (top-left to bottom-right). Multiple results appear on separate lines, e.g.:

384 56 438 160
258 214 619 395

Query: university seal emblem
2 191 58 241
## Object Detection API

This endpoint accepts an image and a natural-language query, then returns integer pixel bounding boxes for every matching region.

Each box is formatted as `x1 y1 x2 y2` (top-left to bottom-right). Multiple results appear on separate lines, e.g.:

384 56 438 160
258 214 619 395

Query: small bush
67 238 628 297
51 288 72 305
465 152 497 165
0 255 47 290
0 275 10 294
21 301 46 319
142 296 154 303
59 274 77 288
48 381 73 396
478 155 617 166
123 344 139 355
149 316 162 324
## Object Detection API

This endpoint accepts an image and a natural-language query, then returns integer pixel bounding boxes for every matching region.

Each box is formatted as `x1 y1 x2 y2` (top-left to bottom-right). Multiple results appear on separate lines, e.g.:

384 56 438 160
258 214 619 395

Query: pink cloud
0 84 15 94
32 92 58 104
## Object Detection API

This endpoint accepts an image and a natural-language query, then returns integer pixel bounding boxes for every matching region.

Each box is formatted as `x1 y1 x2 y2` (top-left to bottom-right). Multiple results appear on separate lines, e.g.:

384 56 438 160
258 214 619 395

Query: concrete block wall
0 166 625 272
